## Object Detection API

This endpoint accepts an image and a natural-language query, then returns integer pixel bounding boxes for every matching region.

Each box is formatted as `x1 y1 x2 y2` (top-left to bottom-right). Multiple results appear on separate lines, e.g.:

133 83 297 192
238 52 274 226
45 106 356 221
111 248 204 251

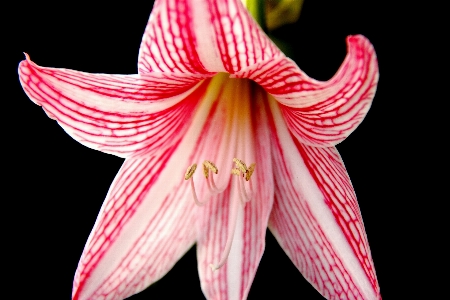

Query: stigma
184 158 256 270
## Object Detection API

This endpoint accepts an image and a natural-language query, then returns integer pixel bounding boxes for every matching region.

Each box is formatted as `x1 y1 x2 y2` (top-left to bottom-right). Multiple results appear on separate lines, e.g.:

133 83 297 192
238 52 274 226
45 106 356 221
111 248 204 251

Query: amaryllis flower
18 0 380 299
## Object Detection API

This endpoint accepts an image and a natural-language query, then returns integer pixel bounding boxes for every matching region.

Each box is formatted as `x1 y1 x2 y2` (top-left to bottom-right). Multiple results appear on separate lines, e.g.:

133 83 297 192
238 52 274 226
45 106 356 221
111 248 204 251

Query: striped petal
72 75 226 300
19 55 208 158
73 156 197 300
138 0 223 74
137 0 378 148
267 99 380 300
205 0 282 73
237 35 379 147
138 0 282 75
194 78 274 299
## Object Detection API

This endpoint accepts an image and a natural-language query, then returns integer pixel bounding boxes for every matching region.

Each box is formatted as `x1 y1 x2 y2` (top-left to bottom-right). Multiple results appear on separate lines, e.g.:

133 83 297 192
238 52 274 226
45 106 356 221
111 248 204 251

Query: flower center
184 158 255 270
180 73 266 270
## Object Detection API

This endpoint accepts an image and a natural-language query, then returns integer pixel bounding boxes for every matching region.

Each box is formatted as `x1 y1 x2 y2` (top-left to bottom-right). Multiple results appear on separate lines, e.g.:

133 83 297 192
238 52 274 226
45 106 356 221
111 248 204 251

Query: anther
245 163 256 181
185 164 197 180
230 159 255 204
231 168 241 176
233 158 248 174
203 160 223 193
203 160 218 178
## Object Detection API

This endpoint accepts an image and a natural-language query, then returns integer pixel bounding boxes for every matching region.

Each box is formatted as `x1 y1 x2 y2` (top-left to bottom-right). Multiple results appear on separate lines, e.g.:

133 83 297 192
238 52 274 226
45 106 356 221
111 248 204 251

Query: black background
7 1 421 299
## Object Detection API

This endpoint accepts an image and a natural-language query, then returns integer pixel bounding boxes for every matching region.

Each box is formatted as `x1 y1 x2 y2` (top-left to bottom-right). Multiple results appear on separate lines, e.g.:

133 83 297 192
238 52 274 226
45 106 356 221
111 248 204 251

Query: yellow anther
231 168 241 176
203 165 209 178
233 158 248 173
203 160 218 178
245 163 256 181
184 164 197 180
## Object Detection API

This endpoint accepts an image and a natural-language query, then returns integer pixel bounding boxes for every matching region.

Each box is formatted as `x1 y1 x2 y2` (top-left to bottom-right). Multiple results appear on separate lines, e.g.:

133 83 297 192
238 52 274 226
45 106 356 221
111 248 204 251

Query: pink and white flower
18 0 380 299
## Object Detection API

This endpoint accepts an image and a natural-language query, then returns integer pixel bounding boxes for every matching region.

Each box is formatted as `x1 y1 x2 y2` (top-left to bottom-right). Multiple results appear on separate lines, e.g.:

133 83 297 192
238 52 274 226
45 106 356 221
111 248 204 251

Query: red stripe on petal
296 143 380 297
239 35 378 147
267 99 380 299
138 0 215 74
19 57 211 158
72 73 231 300
207 0 282 73
73 137 196 299
195 78 274 300
72 148 180 299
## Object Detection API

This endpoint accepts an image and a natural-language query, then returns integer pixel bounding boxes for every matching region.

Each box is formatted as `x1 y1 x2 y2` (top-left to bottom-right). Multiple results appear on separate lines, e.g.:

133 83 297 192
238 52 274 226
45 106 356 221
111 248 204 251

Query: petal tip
346 34 375 52
23 52 30 61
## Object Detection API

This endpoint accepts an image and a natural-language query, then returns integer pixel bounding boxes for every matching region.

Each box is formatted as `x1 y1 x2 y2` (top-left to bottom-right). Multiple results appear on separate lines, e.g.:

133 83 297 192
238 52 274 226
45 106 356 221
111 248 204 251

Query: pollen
245 163 256 181
232 158 248 173
203 160 218 178
184 163 197 180
231 168 241 176
231 158 255 180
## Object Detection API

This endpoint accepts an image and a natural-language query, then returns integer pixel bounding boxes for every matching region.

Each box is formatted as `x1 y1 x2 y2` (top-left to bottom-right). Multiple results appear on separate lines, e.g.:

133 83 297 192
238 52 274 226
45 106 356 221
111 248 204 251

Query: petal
138 0 283 75
267 99 380 300
73 156 197 300
72 77 225 299
206 0 282 73
237 35 379 147
138 0 223 74
194 78 274 299
19 55 209 158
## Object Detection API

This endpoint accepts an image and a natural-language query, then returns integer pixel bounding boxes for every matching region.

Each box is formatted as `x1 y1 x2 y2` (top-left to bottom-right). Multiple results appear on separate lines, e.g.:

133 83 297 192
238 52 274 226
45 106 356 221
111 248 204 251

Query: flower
18 0 380 299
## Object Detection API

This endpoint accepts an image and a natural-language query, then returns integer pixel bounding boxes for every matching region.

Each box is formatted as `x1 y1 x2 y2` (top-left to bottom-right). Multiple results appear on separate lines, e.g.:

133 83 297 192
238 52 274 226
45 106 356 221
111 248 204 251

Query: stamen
230 159 255 204
245 163 256 181
203 161 223 193
233 158 248 174
209 186 241 271
203 160 218 178
185 163 207 206
185 164 197 180
207 175 222 193
186 158 257 270
238 176 252 203
231 168 241 176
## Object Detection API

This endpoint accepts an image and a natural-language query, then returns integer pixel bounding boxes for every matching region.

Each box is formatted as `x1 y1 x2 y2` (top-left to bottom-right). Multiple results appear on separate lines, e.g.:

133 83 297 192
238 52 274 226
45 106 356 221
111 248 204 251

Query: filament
210 185 241 271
